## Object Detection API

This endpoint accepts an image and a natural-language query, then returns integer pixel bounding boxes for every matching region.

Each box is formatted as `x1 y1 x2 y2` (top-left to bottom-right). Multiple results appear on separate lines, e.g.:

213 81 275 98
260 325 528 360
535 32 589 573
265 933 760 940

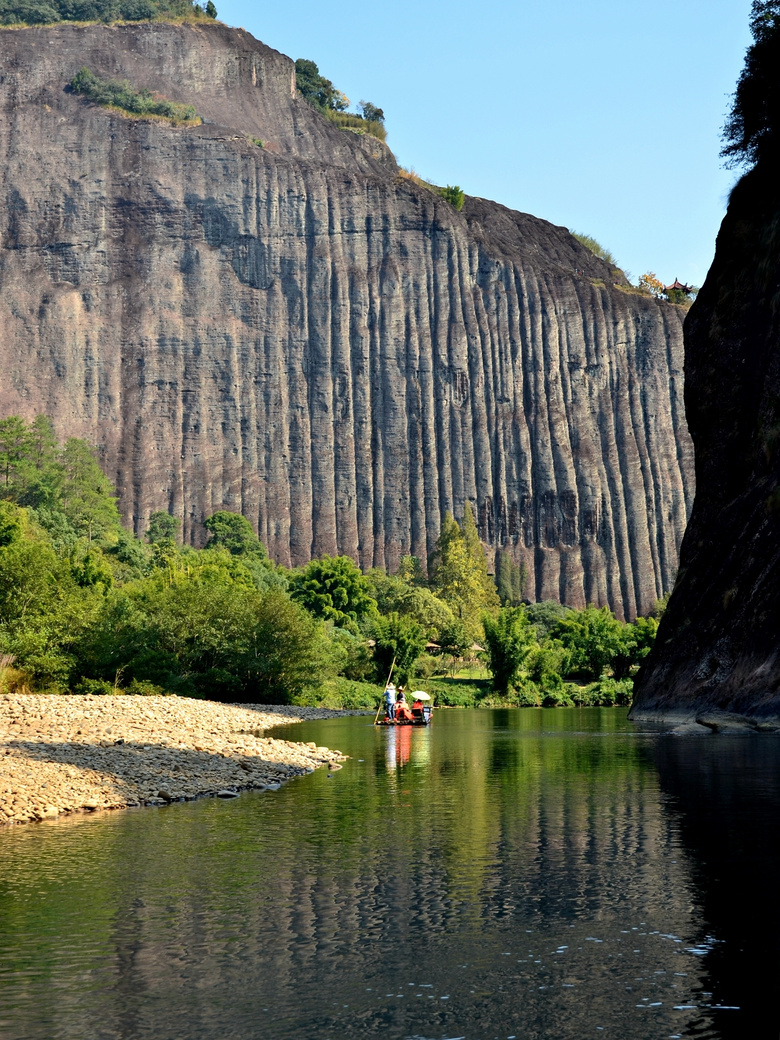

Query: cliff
632 163 780 719
0 21 693 617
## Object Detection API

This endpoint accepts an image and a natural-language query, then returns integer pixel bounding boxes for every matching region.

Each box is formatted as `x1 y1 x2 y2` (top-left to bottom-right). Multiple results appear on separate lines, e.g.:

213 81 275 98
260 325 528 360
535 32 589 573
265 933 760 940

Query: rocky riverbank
0 695 362 826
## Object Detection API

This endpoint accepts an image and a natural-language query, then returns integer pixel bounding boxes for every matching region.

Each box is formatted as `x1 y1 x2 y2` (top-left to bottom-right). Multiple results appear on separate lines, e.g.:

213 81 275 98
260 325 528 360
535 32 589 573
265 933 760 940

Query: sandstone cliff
632 163 780 717
0 21 693 617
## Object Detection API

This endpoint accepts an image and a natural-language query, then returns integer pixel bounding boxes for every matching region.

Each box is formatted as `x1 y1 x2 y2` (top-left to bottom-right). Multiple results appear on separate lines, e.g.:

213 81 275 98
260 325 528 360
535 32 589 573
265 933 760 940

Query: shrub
70 67 199 124
438 185 465 211
324 109 387 143
73 677 116 695
125 677 167 696
0 0 208 25
541 689 575 708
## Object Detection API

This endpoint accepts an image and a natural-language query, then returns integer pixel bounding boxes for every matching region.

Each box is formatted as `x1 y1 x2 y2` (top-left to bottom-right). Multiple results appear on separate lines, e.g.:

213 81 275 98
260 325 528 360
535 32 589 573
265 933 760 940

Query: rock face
0 22 693 617
632 164 780 718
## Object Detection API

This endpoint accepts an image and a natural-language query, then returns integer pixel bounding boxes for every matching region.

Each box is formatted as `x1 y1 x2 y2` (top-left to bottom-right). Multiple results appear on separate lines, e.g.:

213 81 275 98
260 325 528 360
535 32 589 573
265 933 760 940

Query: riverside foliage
0 417 660 708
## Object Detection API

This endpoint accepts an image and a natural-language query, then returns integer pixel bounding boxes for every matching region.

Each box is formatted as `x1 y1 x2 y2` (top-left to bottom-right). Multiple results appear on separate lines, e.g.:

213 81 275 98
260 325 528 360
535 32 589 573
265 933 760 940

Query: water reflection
653 733 780 1039
0 710 772 1039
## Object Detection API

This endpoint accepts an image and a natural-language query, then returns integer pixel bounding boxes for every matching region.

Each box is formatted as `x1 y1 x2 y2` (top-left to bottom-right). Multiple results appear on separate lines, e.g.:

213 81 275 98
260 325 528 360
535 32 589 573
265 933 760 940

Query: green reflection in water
0 709 714 1040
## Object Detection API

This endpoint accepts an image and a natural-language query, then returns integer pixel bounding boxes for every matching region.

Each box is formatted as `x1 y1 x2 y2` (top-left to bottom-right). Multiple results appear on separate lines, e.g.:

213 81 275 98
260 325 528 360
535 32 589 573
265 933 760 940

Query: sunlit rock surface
0 22 693 617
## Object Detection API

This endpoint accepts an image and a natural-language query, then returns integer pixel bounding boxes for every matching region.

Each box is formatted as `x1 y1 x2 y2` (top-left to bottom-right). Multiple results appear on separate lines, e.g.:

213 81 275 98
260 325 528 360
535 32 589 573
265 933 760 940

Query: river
1 708 778 1040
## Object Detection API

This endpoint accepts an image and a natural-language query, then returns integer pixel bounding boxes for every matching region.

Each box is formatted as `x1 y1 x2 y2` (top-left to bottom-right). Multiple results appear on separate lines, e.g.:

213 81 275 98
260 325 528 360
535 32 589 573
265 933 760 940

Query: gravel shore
0 695 365 826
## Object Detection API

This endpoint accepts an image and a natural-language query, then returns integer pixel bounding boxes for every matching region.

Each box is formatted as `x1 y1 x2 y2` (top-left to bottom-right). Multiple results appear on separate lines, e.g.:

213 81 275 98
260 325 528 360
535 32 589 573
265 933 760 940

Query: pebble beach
0 694 363 826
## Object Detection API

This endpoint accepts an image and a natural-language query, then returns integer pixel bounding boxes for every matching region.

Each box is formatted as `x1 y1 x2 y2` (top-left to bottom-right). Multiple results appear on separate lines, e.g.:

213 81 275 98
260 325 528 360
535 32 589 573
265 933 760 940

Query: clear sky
217 0 752 288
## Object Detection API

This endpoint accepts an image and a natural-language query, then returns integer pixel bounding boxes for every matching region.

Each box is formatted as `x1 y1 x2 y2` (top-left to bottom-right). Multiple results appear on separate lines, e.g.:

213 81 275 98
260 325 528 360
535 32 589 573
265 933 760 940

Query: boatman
384 681 397 721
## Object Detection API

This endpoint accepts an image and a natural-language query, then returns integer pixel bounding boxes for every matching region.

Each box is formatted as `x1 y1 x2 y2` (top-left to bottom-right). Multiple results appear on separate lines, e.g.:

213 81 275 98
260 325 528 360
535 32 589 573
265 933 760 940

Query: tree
438 185 465 211
146 510 181 544
205 0 216 15
723 2 780 167
295 59 349 112
555 605 626 680
0 416 30 489
203 510 265 556
59 438 121 543
638 272 665 298
482 606 538 696
359 100 384 124
429 508 498 636
289 555 377 631
495 550 527 605
370 612 427 686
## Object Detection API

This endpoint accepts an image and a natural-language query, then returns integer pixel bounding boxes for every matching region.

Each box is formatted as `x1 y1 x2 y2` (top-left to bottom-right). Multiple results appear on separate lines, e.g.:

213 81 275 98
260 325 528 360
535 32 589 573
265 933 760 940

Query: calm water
1 708 779 1040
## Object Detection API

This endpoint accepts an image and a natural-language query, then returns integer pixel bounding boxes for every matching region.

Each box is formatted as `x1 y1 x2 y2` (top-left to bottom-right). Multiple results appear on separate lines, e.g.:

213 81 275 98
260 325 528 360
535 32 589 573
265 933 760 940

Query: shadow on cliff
653 732 780 1040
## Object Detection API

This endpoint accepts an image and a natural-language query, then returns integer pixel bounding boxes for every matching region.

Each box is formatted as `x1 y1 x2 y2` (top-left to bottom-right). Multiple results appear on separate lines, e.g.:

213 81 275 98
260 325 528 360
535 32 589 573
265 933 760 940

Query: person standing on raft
384 682 397 721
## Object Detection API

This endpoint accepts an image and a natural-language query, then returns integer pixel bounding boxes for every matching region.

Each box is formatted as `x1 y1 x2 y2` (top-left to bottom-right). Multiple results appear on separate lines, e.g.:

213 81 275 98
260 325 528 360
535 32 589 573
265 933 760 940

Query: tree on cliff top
723 1 780 167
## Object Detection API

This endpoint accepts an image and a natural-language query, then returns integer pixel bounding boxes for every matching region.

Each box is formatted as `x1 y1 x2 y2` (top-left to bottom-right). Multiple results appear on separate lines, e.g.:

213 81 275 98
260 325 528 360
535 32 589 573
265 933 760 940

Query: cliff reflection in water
653 732 780 1040
0 710 764 1040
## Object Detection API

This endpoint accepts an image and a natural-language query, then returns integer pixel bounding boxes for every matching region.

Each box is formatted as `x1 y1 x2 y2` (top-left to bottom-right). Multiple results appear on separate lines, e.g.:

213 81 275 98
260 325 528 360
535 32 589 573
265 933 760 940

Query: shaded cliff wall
0 22 693 617
632 164 780 716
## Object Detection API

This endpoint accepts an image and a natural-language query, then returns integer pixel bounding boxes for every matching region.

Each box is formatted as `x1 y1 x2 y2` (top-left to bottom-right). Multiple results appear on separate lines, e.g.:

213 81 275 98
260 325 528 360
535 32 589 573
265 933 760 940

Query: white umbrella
410 691 431 700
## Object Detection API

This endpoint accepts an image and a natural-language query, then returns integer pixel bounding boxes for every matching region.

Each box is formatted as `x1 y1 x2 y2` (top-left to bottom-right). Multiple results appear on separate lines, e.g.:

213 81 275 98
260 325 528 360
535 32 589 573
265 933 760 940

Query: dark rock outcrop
0 22 693 616
632 164 780 718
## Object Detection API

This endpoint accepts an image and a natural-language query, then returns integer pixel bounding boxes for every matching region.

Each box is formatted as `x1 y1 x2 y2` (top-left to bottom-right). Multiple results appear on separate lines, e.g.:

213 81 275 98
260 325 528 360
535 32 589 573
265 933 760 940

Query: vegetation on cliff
294 58 387 142
70 66 199 123
723 0 780 167
0 417 660 709
0 0 215 25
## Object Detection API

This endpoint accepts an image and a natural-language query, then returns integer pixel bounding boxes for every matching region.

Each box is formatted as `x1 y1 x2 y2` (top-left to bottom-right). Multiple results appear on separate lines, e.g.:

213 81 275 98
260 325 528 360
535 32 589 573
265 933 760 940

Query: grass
324 109 386 143
70 66 199 124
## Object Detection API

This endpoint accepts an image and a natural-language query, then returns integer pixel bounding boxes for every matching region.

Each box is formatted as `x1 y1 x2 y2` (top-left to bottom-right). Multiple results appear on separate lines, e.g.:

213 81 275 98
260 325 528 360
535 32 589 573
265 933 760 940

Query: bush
70 67 198 124
325 110 387 143
0 0 207 25
438 185 465 211
125 678 167 696
296 677 381 710
541 689 575 708
73 677 116 696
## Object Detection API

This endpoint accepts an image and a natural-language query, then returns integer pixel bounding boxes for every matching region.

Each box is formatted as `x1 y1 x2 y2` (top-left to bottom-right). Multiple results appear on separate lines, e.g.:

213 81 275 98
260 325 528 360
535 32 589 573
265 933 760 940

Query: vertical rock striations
0 23 693 617
632 163 780 717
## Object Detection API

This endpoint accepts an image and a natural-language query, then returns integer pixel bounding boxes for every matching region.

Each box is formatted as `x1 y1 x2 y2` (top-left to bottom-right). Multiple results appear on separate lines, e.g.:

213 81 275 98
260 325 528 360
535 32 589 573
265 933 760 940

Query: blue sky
217 0 752 288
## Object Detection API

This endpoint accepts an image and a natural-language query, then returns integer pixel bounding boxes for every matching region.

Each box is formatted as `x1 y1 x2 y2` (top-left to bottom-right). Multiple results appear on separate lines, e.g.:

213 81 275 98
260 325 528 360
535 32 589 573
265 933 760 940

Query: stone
216 790 239 798
632 161 780 719
0 22 693 619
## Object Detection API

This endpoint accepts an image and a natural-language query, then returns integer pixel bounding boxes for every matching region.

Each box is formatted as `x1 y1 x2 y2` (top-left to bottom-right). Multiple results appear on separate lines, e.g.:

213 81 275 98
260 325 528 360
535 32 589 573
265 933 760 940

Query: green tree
289 555 376 631
482 606 538 696
555 605 626 680
203 510 264 556
722 2 780 167
370 611 427 686
295 59 349 112
59 438 121 543
495 550 527 605
0 416 30 490
429 507 498 636
365 569 455 640
359 100 384 124
438 185 465 211
205 0 215 15
146 510 181 544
